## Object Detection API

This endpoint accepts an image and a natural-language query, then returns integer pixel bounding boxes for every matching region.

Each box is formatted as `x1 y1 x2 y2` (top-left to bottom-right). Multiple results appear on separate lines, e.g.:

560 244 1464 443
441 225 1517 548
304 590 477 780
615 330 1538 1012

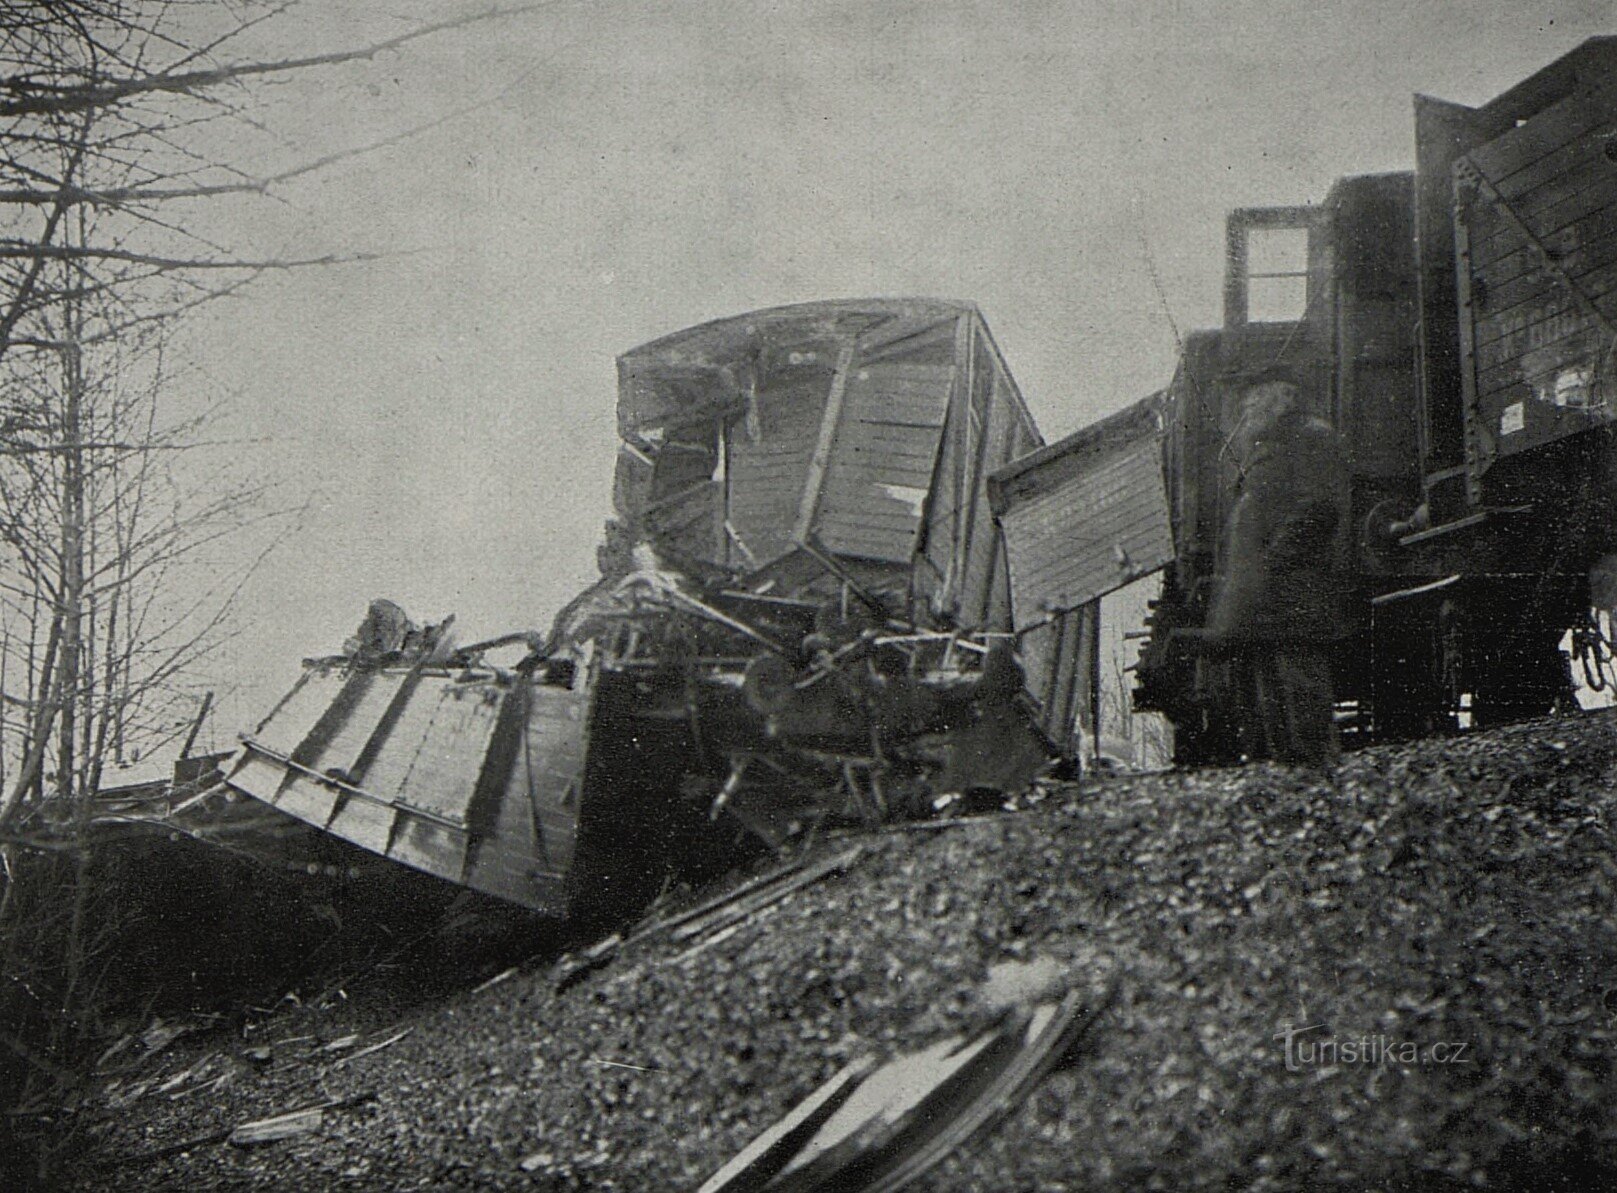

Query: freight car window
1245 228 1308 322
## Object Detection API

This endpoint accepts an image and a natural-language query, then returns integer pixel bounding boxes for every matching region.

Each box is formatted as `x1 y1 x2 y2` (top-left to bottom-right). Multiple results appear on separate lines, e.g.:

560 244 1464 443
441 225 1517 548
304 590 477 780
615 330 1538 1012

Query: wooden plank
250 668 348 760
817 525 917 563
960 385 1023 623
385 683 500 825
342 678 443 804
1469 72 1617 185
1475 240 1617 326
839 440 941 470
325 793 396 856
818 508 924 540
1490 124 1617 210
817 515 920 547
1472 296 1608 374
270 772 339 828
825 460 937 491
792 342 857 545
1474 263 1617 351
1468 165 1617 268
850 360 956 382
1473 319 1599 399
1471 201 1617 291
843 418 943 445
224 751 288 803
846 375 956 398
312 669 407 782
837 447 940 477
285 670 380 774
696 1057 877 1193
387 814 467 877
842 400 949 428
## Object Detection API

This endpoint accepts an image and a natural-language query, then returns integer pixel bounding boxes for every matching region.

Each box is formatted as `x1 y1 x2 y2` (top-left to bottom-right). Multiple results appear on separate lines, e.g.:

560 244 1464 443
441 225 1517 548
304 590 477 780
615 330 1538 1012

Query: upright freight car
1115 38 1617 763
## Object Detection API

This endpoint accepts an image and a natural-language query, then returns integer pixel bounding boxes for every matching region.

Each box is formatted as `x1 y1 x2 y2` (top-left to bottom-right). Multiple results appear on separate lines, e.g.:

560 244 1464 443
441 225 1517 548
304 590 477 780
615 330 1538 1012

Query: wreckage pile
57 707 1617 1190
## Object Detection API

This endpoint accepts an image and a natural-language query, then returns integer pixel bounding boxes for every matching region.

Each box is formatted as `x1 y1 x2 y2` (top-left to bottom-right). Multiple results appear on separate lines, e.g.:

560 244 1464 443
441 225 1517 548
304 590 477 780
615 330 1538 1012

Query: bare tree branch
0 3 557 117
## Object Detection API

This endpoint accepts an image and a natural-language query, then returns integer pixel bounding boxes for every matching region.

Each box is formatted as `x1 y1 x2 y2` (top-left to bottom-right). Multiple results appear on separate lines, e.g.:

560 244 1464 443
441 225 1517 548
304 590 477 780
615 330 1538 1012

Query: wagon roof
617 298 975 369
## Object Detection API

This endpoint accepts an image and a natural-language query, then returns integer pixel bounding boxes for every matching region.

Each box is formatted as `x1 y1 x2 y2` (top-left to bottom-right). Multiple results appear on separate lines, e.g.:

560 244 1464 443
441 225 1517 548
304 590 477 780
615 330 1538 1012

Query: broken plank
105 1091 376 1166
332 1028 413 1069
668 846 864 944
228 1107 324 1147
696 1055 878 1192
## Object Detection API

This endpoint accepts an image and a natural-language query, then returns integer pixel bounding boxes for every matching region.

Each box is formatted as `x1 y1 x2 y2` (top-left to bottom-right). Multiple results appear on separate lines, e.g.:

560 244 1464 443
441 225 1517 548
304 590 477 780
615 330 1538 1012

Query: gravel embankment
59 710 1617 1190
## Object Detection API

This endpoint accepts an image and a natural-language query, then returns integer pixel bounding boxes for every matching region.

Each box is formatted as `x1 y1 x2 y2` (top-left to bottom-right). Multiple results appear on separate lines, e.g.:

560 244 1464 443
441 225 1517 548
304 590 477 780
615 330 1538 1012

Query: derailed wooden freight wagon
557 299 1072 838
600 298 1041 629
210 300 1097 920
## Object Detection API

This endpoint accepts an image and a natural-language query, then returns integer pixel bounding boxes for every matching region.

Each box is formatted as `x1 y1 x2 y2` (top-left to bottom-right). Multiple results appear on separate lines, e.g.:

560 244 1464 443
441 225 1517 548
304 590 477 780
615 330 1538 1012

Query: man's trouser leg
1271 650 1338 768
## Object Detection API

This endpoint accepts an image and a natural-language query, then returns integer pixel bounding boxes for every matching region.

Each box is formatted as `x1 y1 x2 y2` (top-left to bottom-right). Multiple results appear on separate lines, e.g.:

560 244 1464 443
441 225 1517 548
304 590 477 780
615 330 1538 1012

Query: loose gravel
55 709 1617 1191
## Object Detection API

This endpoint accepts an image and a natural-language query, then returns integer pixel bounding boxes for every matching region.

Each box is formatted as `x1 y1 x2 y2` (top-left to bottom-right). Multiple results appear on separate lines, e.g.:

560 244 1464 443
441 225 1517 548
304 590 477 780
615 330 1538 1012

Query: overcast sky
170 0 1612 738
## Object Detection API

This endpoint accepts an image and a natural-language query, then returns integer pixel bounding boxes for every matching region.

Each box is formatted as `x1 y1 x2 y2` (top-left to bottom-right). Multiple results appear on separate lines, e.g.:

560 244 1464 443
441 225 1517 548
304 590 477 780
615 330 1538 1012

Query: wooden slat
817 522 918 562
842 398 948 428
1469 71 1617 185
388 816 466 876
270 773 339 828
850 361 956 382
1474 320 1600 399
1474 260 1617 349
251 669 345 757
1474 236 1617 324
1469 168 1617 270
223 751 285 802
1472 295 1610 373
1470 201 1617 292
833 462 937 490
792 342 857 545
818 502 924 535
325 794 396 856
355 680 455 805
394 686 503 825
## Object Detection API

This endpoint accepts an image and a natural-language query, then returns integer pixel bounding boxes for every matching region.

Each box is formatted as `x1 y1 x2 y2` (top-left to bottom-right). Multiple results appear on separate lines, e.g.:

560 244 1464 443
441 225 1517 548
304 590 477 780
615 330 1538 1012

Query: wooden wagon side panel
957 364 1034 628
224 665 583 915
813 359 955 564
1457 67 1617 469
1000 438 1173 623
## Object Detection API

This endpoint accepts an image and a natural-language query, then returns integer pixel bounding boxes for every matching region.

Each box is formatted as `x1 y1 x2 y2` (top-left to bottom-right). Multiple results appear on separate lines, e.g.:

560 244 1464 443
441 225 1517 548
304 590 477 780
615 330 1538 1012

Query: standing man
1206 374 1350 767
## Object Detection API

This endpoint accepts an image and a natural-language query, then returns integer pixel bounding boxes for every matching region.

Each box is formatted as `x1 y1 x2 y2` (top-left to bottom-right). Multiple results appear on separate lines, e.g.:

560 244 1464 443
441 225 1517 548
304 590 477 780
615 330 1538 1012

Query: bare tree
0 2 555 1171
0 0 550 816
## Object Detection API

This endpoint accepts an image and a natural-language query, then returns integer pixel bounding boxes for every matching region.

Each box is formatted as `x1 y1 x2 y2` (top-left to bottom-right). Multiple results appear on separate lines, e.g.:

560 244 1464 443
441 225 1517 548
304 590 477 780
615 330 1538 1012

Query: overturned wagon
216 300 1103 918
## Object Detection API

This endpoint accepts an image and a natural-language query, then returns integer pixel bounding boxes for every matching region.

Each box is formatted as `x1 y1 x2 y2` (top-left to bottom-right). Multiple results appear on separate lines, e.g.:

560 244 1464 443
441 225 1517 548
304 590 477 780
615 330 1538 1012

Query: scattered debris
105 1093 375 1167
137 1017 200 1060
331 1028 412 1069
587 1057 662 1074
664 846 865 947
470 967 518 995
696 1057 878 1193
228 1107 324 1147
699 984 1110 1191
980 956 1069 1010
518 1150 555 1173
550 933 625 992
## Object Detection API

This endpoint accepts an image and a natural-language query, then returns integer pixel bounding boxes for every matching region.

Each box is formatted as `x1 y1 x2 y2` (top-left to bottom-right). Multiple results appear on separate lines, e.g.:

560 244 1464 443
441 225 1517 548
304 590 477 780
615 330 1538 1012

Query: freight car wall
1457 65 1617 470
